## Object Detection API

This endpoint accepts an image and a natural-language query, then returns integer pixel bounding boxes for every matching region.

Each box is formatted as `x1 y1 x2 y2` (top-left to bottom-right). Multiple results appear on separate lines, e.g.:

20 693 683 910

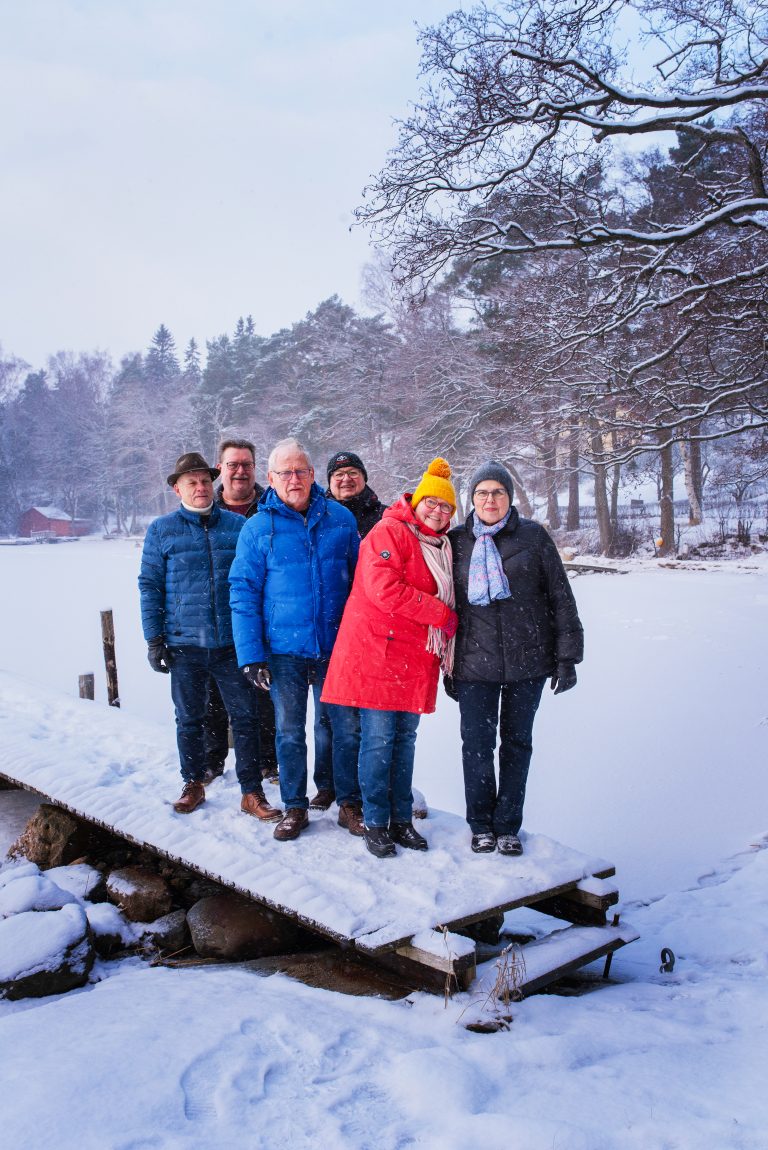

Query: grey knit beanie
469 460 515 503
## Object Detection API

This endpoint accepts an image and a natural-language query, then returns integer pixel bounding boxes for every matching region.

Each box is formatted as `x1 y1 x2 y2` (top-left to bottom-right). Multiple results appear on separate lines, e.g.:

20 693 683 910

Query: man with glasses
202 440 279 788
229 437 363 841
325 451 386 539
139 451 281 822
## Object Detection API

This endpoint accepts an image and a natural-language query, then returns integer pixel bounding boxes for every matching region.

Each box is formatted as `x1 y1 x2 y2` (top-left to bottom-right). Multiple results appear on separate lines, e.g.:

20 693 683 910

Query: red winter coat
321 496 453 714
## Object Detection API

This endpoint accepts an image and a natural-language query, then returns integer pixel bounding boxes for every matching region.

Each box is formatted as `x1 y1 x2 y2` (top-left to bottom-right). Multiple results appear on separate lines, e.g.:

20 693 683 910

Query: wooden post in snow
78 673 95 701
100 610 120 707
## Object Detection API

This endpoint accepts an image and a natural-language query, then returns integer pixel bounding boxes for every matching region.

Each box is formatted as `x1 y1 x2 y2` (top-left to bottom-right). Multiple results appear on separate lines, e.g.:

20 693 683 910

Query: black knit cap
327 450 368 484
469 460 515 503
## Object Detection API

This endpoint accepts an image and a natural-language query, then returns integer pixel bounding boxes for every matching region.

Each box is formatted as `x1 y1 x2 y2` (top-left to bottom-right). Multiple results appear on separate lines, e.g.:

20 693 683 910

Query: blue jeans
313 702 361 794
269 655 361 811
358 708 421 828
168 645 262 793
456 677 546 835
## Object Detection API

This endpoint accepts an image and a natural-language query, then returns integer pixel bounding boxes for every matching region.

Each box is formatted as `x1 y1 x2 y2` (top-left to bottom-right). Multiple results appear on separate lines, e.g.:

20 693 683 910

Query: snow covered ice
0 539 767 1148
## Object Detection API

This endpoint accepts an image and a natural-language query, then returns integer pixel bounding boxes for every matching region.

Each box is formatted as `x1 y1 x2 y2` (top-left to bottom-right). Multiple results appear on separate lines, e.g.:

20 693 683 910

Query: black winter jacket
449 509 583 683
326 484 386 538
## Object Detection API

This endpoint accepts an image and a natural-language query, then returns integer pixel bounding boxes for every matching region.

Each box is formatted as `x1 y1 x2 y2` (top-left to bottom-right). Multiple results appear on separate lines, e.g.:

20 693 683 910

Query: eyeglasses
333 469 362 480
423 497 454 515
272 468 311 480
474 488 508 502
224 461 254 471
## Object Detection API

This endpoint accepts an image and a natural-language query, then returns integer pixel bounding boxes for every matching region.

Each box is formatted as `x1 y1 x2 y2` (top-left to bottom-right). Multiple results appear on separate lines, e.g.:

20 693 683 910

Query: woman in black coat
448 462 583 855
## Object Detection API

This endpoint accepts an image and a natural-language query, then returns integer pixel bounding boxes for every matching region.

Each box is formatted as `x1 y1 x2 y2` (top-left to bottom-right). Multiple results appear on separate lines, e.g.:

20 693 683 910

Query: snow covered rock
7 803 83 868
0 903 93 999
0 872 79 919
105 866 172 922
139 909 189 954
85 901 140 955
46 863 106 903
187 895 308 960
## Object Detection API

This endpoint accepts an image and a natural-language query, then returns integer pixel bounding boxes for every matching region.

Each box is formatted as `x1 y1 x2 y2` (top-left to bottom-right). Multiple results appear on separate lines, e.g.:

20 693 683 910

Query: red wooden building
18 506 92 539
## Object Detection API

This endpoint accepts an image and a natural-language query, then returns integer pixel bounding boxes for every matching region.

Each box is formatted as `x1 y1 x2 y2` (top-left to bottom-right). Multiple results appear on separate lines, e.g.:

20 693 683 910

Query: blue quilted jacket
229 484 359 664
139 503 245 647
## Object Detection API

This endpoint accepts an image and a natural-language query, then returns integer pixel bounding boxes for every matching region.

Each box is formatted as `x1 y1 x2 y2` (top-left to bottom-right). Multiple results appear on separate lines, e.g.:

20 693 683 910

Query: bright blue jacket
139 503 245 647
229 484 359 664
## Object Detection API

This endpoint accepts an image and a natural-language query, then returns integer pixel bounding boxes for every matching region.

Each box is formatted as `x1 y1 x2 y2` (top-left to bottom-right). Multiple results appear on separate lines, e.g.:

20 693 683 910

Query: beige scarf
408 524 455 675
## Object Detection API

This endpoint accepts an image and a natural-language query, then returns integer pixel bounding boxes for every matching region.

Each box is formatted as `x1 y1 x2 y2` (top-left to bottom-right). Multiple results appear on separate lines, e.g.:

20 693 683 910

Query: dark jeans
358 708 421 828
168 645 262 794
456 677 546 835
204 676 277 773
269 654 361 811
312 701 335 793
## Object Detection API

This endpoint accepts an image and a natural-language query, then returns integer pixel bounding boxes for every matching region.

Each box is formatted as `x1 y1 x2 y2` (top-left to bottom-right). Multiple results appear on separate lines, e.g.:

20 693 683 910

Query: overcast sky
0 0 457 369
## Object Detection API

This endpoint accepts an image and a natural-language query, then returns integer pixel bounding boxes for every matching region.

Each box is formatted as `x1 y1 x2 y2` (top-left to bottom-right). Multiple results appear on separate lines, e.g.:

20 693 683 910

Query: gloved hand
242 662 272 690
147 638 171 674
443 675 459 702
441 609 459 639
550 662 577 694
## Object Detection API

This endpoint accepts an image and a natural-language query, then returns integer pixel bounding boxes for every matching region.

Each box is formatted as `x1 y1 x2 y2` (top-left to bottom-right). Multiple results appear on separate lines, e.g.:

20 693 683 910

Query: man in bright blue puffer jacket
139 452 282 821
229 437 362 843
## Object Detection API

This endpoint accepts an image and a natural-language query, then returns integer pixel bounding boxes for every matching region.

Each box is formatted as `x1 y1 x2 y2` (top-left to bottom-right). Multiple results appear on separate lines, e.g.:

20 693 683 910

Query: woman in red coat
321 458 459 857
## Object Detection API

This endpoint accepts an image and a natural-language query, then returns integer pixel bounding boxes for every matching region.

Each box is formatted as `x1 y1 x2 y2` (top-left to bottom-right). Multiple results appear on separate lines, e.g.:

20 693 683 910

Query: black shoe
364 825 396 858
497 833 523 856
201 765 224 785
471 832 496 854
390 822 428 851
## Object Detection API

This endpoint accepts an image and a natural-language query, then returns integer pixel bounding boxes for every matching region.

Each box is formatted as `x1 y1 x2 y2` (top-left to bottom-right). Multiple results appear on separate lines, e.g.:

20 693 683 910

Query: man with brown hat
139 451 281 821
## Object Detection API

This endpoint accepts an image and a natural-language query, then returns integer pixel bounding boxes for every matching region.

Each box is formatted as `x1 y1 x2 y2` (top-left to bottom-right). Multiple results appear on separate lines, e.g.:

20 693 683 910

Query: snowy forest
2 0 768 558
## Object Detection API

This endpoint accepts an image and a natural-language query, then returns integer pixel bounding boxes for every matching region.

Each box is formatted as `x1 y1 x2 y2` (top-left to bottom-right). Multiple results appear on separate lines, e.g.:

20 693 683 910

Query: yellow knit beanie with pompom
411 457 457 511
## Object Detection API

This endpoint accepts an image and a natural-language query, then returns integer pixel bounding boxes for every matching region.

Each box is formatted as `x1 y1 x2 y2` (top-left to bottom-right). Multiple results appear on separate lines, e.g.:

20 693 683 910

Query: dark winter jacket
139 503 245 648
449 508 583 682
326 484 387 538
321 496 453 714
214 483 264 518
228 483 360 665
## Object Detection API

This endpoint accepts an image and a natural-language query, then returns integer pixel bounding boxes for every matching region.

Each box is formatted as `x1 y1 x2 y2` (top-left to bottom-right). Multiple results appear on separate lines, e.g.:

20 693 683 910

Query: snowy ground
1 539 767 1148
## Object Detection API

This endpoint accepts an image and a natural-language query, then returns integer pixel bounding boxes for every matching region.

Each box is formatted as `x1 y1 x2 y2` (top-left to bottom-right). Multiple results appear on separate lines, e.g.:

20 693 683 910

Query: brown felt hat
166 452 220 487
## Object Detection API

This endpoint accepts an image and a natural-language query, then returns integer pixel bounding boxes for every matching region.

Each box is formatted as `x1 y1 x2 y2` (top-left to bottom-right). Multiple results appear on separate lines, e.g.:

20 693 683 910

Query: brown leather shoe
309 788 335 811
273 807 309 841
173 780 205 814
240 791 282 821
337 801 365 837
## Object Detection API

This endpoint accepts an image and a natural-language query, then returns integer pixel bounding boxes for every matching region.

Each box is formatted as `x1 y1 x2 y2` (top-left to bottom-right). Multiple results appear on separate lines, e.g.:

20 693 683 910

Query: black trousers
204 674 277 774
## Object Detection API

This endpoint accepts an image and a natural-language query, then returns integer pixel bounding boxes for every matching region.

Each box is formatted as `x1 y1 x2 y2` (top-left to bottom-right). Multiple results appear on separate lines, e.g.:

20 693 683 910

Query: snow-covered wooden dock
0 673 637 993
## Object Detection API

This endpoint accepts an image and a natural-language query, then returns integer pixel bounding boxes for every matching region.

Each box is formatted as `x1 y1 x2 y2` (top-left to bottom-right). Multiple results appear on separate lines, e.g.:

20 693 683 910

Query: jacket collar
262 482 327 524
177 502 222 526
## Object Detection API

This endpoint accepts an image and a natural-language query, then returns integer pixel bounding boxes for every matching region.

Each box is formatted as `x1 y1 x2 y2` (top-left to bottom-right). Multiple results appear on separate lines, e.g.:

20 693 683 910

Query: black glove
242 662 272 690
550 662 577 695
147 638 171 674
443 675 459 702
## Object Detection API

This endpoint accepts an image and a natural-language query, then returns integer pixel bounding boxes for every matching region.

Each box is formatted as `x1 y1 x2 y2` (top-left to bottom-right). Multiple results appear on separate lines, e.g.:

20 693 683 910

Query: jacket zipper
204 520 220 645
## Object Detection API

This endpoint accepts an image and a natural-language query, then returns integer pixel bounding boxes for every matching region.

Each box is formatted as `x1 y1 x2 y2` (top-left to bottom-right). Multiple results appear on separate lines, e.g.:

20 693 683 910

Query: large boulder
0 903 94 1000
105 866 173 922
187 894 308 960
7 804 85 868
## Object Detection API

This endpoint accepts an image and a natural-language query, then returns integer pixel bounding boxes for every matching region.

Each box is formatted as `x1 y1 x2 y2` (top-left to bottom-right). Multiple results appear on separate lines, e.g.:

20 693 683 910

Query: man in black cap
139 451 282 820
305 450 388 811
325 451 387 540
